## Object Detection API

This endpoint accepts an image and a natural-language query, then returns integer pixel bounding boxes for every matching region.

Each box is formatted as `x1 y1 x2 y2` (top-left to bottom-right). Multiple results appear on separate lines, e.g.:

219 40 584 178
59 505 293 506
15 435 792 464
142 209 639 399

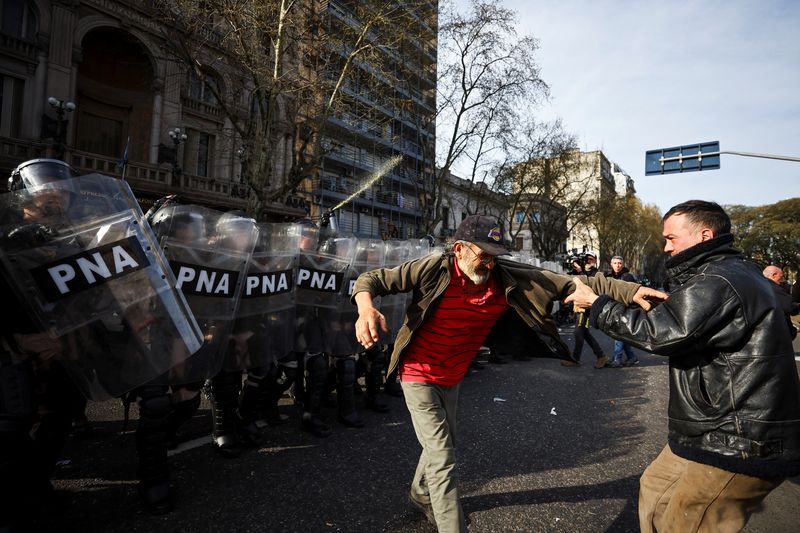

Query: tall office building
311 0 437 238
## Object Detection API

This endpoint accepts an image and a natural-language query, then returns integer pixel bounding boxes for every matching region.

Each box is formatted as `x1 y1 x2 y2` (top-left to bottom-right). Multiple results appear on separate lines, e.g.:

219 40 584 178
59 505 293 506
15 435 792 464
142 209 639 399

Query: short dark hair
662 200 731 235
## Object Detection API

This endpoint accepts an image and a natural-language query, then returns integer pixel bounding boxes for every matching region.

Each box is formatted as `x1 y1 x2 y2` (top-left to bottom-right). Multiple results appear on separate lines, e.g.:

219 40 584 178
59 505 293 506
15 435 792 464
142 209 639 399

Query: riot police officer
1 160 85 528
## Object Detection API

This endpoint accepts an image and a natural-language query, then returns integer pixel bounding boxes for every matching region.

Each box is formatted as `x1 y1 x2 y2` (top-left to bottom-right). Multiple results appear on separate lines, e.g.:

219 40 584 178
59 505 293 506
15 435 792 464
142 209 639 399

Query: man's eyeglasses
465 244 495 266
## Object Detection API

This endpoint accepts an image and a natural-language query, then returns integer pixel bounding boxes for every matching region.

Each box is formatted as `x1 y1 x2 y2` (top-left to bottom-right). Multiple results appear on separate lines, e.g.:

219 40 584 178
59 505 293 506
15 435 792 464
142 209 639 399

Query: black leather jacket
590 235 800 478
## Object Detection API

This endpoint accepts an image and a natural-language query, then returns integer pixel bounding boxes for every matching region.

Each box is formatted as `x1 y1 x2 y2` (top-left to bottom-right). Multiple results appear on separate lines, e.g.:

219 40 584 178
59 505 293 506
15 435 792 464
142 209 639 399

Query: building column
32 51 47 139
149 79 164 164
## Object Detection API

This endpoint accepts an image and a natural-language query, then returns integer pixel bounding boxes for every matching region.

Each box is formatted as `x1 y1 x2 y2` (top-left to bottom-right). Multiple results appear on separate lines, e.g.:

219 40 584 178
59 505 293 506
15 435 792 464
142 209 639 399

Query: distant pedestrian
763 265 798 340
563 252 609 369
606 256 639 367
569 200 800 533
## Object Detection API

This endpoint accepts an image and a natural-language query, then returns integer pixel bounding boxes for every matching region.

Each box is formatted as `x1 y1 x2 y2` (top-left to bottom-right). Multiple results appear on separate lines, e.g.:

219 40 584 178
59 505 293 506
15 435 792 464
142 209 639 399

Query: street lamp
47 96 76 160
167 127 187 176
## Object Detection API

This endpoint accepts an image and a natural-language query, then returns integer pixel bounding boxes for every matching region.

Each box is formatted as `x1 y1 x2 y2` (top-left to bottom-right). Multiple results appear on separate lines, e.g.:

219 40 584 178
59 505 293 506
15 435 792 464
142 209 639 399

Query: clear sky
452 0 800 214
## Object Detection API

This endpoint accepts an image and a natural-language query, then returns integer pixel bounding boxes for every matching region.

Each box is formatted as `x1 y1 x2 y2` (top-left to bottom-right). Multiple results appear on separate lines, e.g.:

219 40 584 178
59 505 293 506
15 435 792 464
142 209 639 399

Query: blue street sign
645 141 720 175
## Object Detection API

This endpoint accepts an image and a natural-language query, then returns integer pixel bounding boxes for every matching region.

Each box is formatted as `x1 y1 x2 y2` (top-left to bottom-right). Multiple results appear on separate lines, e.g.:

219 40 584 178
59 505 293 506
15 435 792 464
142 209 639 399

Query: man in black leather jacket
569 200 800 533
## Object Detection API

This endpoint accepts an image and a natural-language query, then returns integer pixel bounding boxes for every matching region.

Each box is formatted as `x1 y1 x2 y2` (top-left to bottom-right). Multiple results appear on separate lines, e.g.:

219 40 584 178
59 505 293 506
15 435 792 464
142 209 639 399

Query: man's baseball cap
453 215 510 256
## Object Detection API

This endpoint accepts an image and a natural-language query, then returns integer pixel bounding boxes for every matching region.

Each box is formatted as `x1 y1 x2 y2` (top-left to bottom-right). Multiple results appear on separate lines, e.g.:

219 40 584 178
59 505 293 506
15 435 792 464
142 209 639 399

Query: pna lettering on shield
30 236 150 301
171 261 240 297
296 267 343 293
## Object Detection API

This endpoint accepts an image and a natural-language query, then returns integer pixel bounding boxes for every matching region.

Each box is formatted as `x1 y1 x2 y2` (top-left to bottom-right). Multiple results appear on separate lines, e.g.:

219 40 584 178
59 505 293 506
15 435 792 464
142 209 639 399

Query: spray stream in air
331 154 403 212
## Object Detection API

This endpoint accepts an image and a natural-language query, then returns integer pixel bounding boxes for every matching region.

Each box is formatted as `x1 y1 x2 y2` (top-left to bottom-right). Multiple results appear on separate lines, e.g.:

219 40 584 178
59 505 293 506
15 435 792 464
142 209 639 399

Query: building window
442 207 449 229
76 112 123 158
182 128 215 177
338 210 356 234
188 70 219 105
461 212 467 222
0 74 24 137
359 214 379 237
1 0 36 41
515 237 524 251
196 131 210 177
515 210 525 224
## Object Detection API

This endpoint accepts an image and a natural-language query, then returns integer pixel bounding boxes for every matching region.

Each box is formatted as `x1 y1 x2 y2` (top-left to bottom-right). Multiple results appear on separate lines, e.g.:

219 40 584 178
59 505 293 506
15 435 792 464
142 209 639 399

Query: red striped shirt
399 259 509 385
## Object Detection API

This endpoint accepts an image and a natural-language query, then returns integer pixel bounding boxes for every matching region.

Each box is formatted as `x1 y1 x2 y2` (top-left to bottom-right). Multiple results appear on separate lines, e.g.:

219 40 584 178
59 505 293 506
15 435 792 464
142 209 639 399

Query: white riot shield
0 173 203 400
337 238 386 355
227 222 299 371
151 205 257 383
294 229 356 355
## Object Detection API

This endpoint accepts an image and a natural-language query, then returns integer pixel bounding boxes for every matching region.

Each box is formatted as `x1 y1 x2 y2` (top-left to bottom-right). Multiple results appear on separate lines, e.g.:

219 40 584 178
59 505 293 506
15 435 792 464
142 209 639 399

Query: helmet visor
16 160 75 191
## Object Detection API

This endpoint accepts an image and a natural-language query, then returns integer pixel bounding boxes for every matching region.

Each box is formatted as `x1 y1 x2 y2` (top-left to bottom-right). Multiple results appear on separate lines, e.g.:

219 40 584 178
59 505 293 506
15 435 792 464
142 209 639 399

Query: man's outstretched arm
354 291 388 350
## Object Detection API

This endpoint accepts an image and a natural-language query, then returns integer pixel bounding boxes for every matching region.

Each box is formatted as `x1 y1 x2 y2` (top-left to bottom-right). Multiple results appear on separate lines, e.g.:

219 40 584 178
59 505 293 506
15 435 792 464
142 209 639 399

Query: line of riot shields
509 251 565 274
0 171 436 402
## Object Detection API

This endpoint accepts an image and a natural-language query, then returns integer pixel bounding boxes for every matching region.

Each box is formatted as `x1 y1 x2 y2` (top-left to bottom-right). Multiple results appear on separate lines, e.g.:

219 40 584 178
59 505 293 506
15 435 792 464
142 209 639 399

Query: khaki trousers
639 445 783 533
402 380 467 533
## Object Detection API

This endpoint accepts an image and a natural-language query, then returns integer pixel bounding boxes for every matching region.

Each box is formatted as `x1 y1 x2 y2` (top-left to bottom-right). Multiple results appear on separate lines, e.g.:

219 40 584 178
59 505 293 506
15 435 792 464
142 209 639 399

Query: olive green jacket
352 252 641 376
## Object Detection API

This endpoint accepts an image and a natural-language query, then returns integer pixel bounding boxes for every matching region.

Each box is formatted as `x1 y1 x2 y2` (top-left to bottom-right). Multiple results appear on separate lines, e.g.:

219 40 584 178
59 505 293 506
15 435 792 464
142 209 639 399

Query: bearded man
352 215 666 533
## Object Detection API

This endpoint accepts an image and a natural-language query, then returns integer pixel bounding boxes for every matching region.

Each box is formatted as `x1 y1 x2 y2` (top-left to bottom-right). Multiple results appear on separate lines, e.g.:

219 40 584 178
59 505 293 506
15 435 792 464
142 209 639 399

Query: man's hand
354 292 388 349
632 286 668 311
13 332 61 363
564 277 598 311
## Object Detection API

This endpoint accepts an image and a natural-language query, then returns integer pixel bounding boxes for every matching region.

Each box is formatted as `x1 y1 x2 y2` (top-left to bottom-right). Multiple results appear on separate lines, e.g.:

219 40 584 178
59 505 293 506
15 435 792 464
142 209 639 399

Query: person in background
606 255 640 367
563 252 609 369
763 265 798 340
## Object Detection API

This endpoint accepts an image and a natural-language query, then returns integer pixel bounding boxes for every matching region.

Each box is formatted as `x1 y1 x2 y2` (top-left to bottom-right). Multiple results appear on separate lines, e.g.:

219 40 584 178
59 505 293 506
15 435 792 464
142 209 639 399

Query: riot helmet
144 194 178 226
296 218 319 252
421 235 436 248
150 205 207 244
9 159 77 224
215 210 257 252
8 159 75 192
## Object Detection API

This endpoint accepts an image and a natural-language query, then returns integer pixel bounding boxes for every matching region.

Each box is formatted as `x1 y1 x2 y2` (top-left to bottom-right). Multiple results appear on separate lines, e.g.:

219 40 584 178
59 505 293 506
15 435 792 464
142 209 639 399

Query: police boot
336 357 364 428
136 384 173 514
364 346 389 413
234 378 263 448
262 363 294 426
209 371 243 458
32 362 77 480
167 386 202 449
289 351 305 406
353 356 366 397
322 367 338 408
301 353 332 438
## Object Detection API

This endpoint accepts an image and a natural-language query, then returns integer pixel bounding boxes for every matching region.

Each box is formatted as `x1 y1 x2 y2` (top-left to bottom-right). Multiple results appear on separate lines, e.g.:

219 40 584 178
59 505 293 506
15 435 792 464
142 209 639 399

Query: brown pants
639 445 783 533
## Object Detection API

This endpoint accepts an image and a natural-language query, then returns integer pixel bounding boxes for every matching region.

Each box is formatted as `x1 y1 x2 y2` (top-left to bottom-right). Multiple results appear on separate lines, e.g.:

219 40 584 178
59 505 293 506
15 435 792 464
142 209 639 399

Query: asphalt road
40 327 800 532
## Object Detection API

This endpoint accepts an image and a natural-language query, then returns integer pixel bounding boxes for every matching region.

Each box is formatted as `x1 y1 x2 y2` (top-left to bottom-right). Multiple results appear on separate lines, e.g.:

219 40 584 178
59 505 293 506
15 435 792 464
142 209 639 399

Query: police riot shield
379 239 416 345
150 205 257 383
510 251 535 266
336 238 386 355
294 227 356 355
0 173 203 400
227 222 299 371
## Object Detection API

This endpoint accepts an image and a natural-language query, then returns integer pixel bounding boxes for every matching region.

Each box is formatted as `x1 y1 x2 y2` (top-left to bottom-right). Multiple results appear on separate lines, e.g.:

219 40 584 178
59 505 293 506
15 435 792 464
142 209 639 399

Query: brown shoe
594 355 609 369
408 494 436 525
561 360 580 367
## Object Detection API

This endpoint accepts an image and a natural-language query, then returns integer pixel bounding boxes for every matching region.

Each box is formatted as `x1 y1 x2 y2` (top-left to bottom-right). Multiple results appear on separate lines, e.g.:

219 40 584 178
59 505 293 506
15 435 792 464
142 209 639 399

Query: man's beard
457 256 490 285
